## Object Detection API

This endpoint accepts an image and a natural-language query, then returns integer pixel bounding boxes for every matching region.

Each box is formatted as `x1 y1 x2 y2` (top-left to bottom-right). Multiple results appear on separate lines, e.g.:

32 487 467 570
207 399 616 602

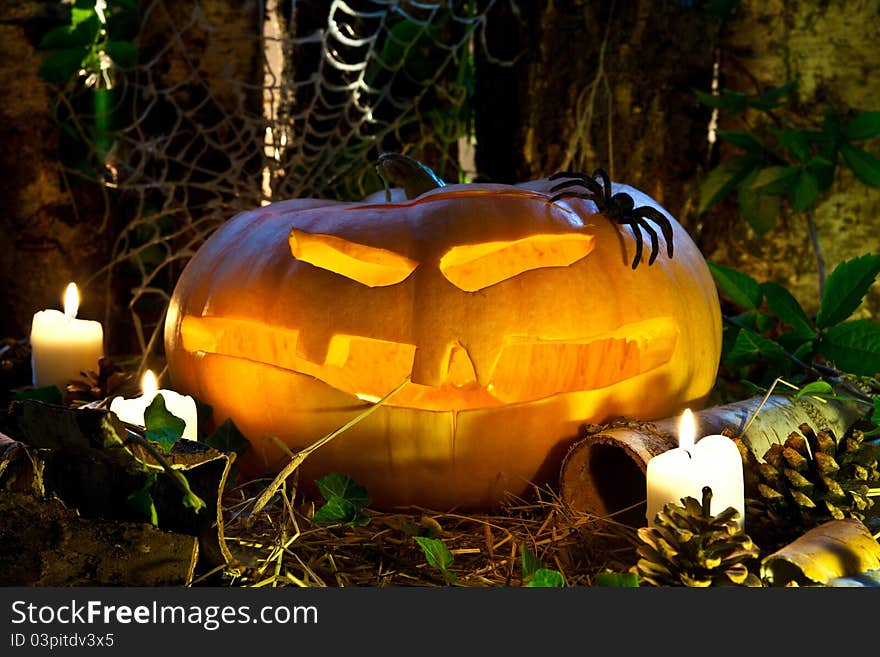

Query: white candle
645 408 745 528
110 370 198 441
30 282 104 389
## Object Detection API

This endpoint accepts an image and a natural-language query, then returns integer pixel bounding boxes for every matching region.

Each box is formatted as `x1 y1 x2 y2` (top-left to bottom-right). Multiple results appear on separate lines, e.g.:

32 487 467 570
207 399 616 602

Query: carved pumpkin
164 163 721 510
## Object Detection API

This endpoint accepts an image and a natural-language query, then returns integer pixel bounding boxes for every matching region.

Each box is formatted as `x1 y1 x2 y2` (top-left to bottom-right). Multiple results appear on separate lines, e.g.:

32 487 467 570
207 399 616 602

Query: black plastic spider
547 168 675 269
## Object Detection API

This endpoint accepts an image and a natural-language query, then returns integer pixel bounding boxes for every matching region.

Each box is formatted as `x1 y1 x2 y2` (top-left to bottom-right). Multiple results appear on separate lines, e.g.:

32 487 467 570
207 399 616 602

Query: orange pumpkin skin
164 182 722 510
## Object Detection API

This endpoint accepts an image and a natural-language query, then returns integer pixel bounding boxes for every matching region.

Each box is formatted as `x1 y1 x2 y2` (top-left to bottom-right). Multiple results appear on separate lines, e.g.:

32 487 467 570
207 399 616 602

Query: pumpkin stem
376 152 446 200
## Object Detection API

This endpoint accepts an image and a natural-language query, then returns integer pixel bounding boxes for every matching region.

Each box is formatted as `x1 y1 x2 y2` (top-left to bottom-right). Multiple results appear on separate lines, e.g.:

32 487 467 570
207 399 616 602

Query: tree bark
559 390 866 527
0 2 112 350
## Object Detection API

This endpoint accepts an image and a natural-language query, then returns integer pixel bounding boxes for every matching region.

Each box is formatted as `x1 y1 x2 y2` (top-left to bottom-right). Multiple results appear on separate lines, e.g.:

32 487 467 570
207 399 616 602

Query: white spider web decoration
52 0 514 370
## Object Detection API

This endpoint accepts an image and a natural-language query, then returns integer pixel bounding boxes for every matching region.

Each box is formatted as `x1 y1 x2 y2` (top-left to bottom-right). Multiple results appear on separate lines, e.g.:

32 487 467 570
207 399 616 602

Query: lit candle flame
678 408 696 451
63 283 79 320
141 369 158 397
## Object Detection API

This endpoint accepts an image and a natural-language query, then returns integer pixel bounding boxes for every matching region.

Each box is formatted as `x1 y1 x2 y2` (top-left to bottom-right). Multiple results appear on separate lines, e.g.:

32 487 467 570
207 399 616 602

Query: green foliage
414 536 457 584
15 385 64 405
594 571 639 587
126 471 159 526
520 543 565 588
311 472 372 527
143 394 186 454
204 417 251 455
697 82 880 234
141 394 206 515
37 0 140 88
710 255 880 382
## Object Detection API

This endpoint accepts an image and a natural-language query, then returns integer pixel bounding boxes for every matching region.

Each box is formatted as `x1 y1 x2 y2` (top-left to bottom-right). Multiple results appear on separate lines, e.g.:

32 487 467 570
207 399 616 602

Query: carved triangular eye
439 233 595 292
289 228 418 287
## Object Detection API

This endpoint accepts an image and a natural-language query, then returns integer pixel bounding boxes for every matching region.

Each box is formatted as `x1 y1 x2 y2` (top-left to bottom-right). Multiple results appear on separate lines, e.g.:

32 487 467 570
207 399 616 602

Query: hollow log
560 391 867 528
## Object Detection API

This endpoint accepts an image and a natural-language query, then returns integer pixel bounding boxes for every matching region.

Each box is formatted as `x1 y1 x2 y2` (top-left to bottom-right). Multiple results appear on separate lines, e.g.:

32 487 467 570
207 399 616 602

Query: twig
805 208 826 302
722 314 874 407
246 377 410 522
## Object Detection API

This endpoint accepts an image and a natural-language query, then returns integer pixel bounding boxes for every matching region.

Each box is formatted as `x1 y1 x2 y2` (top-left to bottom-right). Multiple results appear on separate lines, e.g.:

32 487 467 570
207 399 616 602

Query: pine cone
744 423 879 551
636 488 762 587
65 357 132 404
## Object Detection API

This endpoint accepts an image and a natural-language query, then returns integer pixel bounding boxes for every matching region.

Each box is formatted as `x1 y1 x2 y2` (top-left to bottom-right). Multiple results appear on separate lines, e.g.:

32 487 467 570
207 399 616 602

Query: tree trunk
474 0 719 234
695 0 880 316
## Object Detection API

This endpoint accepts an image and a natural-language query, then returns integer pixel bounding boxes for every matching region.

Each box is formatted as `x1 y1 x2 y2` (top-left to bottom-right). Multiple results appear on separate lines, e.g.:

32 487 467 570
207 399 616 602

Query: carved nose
444 342 477 387
411 340 477 387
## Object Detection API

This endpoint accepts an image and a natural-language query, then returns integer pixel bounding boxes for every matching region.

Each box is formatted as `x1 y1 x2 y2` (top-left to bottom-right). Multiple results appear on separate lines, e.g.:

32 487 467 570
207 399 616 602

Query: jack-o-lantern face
165 183 721 510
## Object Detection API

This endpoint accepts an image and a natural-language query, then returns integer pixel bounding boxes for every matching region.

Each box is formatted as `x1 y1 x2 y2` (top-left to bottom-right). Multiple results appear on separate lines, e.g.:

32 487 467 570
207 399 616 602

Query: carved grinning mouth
179 315 678 411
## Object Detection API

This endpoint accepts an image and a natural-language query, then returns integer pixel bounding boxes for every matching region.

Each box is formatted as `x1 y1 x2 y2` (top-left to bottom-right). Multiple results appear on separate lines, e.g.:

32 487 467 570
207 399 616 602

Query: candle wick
701 486 713 518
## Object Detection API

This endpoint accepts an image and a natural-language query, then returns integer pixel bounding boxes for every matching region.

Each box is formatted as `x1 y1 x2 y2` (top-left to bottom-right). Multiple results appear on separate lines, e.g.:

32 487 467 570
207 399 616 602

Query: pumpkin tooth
295 328 335 365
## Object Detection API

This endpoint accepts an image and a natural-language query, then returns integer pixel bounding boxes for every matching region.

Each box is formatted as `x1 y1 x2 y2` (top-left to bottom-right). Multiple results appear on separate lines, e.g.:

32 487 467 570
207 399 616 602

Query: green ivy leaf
749 80 797 110
311 497 369 526
173 471 206 514
526 568 565 588
749 165 801 195
38 48 87 84
414 536 456 583
316 471 371 509
818 320 880 376
872 397 880 425
521 543 544 580
595 571 639 587
698 156 758 213
15 385 63 405
842 111 880 141
716 130 764 153
816 254 880 328
760 281 814 339
792 169 819 212
105 40 138 69
841 143 880 187
793 380 834 400
807 156 837 191
39 25 89 49
726 330 786 369
312 472 371 527
775 129 811 163
143 393 186 454
204 417 251 455
126 472 158 526
790 339 816 363
737 169 781 235
708 261 763 310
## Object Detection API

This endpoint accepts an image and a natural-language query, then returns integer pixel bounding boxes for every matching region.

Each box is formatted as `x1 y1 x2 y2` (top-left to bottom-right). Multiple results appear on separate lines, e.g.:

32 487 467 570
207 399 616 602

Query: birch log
559 391 867 528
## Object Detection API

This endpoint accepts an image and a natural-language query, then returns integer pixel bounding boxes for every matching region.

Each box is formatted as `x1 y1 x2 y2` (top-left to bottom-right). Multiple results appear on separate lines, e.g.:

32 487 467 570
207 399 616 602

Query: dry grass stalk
210 482 640 588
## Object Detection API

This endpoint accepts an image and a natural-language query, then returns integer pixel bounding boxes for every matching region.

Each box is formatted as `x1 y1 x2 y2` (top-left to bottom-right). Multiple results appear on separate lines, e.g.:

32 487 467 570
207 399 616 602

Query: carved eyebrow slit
439 233 596 292
289 228 418 287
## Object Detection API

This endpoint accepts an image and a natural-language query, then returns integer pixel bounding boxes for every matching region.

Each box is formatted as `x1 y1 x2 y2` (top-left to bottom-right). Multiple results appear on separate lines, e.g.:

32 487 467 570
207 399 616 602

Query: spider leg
634 205 674 258
591 168 613 202
548 190 600 204
548 176 604 197
635 217 660 266
624 219 644 270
